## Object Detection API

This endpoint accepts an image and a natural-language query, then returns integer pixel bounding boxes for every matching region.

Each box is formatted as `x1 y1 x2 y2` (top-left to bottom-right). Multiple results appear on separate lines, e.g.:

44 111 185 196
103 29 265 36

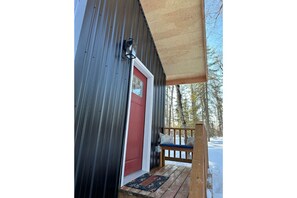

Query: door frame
120 57 154 186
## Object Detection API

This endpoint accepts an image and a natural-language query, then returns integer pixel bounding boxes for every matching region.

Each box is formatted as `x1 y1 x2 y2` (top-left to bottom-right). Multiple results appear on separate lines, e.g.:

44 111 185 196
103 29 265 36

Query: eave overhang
139 0 208 85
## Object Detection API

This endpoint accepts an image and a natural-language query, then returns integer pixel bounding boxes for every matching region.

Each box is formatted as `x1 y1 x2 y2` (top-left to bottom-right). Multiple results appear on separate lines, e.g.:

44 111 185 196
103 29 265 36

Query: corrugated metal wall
75 0 166 197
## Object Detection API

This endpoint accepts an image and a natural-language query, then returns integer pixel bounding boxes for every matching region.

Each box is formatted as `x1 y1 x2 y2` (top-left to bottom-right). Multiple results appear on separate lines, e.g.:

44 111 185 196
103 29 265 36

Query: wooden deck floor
119 164 191 198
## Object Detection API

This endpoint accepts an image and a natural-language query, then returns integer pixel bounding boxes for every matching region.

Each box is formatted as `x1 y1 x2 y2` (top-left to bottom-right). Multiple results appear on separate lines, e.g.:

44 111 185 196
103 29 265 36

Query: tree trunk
168 86 174 127
190 84 198 125
200 83 211 141
204 82 211 141
175 84 186 128
212 81 223 137
216 95 223 136
165 86 169 127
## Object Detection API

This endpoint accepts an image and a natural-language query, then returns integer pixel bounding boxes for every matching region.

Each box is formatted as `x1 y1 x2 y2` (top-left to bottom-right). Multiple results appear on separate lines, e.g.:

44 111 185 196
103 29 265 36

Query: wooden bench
159 144 193 167
159 127 195 167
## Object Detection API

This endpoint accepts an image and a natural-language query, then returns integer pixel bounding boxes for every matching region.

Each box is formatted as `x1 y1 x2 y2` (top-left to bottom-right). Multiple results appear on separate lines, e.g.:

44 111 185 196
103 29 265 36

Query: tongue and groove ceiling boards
139 0 207 85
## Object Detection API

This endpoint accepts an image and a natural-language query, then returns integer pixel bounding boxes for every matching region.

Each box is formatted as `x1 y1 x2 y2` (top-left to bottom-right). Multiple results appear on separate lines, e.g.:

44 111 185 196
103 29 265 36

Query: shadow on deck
119 164 191 198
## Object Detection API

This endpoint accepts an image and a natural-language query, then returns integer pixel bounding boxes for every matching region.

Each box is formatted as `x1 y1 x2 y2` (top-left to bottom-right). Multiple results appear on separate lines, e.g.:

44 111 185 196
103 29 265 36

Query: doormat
125 173 169 192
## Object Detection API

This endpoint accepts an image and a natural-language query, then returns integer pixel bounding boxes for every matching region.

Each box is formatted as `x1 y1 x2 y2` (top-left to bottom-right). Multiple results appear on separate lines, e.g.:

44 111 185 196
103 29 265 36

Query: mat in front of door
125 173 169 192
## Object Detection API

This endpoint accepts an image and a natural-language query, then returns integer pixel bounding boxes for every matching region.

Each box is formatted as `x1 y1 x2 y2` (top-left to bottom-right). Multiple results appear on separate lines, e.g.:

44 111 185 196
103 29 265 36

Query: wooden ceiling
139 0 207 85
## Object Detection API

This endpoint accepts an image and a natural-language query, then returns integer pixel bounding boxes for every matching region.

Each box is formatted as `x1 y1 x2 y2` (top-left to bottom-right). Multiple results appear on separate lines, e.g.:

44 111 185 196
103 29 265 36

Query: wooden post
179 130 182 159
160 147 165 167
189 122 206 198
174 129 176 158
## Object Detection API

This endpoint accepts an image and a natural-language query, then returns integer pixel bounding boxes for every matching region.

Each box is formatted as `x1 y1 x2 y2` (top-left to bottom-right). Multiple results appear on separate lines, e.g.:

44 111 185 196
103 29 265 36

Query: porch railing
162 123 209 198
163 127 195 162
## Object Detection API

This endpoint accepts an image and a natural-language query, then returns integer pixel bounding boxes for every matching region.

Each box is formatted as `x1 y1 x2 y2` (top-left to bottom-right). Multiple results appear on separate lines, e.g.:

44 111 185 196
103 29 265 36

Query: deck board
172 172 191 198
119 164 192 198
148 166 185 198
153 164 174 175
160 167 191 198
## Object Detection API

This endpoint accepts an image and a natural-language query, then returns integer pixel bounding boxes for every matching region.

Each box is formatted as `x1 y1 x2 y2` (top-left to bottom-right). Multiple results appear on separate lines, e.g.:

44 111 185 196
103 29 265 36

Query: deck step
119 164 191 198
119 188 153 198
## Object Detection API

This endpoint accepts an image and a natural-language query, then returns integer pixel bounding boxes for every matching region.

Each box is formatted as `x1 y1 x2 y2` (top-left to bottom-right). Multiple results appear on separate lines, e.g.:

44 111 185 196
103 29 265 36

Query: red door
124 67 147 176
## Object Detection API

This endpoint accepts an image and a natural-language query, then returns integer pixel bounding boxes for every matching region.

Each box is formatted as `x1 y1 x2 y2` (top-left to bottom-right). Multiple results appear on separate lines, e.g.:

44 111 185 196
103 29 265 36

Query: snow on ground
207 137 223 198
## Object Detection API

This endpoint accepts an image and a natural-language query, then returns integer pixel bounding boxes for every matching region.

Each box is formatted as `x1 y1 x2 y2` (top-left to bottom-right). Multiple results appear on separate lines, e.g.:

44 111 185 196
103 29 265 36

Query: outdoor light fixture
123 38 136 59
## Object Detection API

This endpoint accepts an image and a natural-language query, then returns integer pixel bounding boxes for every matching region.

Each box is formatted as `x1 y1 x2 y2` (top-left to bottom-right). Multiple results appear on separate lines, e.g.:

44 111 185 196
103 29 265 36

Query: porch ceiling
139 0 208 85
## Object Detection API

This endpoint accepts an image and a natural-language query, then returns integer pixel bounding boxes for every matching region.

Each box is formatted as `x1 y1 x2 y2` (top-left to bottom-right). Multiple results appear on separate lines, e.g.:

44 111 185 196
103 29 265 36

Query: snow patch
208 137 223 198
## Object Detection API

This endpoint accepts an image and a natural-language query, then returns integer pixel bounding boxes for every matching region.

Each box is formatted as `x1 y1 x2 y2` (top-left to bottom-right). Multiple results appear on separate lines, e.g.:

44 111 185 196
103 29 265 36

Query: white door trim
120 58 154 186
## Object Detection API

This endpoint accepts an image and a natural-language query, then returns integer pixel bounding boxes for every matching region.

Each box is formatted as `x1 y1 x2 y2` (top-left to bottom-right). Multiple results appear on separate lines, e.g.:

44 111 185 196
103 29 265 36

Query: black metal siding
75 0 166 197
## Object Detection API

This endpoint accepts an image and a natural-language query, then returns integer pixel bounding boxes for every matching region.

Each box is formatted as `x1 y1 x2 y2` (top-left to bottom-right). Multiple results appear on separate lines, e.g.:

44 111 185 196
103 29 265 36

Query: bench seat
159 144 193 167
160 143 193 149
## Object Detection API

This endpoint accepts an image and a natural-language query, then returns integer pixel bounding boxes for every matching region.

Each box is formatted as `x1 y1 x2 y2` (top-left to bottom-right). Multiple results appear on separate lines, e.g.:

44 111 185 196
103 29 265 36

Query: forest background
165 0 223 139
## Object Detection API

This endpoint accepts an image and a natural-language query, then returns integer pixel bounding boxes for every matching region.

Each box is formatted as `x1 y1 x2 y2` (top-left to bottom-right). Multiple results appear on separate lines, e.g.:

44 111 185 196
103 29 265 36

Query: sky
203 3 223 196
205 0 223 56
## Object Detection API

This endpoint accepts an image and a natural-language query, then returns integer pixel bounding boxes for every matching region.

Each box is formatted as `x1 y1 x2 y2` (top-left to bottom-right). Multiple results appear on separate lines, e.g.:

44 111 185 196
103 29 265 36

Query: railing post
189 122 207 198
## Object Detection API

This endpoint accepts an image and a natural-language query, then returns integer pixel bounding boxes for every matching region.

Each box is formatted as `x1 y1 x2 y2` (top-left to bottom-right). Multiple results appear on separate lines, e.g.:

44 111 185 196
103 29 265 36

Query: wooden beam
166 75 207 85
164 157 192 163
189 122 206 198
164 127 195 130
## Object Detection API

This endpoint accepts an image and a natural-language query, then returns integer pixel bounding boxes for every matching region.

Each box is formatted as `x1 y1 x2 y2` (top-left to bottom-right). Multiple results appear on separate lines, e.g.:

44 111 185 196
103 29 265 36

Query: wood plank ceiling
139 0 207 85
